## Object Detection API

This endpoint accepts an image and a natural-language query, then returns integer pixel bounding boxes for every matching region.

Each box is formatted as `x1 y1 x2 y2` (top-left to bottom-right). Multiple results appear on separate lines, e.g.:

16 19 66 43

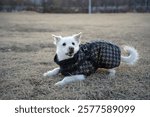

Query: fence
0 0 150 13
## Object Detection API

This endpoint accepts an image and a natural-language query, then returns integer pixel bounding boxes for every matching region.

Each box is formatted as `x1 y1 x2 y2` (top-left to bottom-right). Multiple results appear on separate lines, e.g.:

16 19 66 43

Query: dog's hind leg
108 68 116 77
55 74 85 86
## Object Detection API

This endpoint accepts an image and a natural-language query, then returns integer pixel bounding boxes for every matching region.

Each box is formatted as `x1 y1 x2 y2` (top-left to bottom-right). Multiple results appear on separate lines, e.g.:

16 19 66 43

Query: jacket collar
54 52 79 67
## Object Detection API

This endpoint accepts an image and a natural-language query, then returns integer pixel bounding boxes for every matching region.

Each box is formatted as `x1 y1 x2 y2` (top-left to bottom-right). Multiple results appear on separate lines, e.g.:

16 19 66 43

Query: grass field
0 12 150 99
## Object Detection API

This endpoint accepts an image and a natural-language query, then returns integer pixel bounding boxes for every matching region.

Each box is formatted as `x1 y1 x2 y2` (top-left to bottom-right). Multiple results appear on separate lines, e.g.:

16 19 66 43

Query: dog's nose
69 47 74 52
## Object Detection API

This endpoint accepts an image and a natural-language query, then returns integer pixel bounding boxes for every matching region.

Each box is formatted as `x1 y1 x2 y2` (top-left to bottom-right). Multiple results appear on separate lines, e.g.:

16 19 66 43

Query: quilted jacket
54 41 121 76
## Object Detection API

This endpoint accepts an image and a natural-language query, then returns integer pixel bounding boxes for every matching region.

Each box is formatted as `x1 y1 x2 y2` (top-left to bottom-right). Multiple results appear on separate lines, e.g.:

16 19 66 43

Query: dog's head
52 33 81 61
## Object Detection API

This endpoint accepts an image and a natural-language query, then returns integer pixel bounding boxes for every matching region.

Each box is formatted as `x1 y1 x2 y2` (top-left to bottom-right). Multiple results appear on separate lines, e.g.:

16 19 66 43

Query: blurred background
0 0 150 13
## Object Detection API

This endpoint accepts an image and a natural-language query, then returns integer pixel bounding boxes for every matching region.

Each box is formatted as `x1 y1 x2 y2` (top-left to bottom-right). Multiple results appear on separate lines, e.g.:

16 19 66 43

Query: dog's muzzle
66 47 74 57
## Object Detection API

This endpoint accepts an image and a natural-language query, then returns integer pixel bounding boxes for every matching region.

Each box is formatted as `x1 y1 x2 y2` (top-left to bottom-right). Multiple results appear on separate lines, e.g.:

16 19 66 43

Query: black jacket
54 41 121 76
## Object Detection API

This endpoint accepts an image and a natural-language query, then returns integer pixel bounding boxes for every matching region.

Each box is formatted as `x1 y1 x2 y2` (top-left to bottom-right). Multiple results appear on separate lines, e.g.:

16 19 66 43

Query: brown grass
0 12 150 99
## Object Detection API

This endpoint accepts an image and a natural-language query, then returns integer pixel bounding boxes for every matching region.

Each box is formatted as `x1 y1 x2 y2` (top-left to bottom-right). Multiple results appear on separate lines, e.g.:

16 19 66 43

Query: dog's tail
121 46 139 65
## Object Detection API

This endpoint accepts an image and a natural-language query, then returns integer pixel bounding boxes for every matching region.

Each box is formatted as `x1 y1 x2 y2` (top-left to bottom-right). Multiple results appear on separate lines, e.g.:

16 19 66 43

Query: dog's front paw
43 71 54 77
55 81 65 87
43 72 48 77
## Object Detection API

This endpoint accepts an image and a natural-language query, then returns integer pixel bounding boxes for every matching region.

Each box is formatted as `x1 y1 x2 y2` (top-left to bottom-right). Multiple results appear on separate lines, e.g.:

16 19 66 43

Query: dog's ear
73 32 82 43
52 34 62 45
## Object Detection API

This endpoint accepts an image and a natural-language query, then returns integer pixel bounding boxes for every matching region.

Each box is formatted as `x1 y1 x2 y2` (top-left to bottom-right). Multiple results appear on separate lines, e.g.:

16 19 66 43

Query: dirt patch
0 12 150 100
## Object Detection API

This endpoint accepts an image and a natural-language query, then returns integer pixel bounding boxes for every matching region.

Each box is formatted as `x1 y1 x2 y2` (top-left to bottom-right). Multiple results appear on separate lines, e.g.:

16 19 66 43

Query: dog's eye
72 42 75 45
62 43 66 46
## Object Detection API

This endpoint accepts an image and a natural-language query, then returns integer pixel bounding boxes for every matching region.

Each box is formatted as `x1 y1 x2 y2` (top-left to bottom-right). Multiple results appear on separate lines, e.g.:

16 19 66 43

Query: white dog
43 33 139 86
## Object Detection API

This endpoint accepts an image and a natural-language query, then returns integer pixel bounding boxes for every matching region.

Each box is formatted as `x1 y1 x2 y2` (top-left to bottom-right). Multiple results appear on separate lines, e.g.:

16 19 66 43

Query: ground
0 12 150 100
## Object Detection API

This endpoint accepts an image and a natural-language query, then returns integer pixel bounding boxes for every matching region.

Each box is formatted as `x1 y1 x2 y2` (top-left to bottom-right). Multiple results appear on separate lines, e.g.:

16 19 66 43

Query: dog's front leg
55 74 85 86
43 67 60 77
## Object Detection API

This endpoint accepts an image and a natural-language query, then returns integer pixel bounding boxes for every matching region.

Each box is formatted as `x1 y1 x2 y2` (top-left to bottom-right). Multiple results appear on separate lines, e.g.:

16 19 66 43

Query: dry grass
0 12 150 100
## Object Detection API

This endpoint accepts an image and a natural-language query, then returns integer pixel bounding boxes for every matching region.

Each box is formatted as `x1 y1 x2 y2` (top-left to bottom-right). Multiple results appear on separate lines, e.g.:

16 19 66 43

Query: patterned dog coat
54 41 121 76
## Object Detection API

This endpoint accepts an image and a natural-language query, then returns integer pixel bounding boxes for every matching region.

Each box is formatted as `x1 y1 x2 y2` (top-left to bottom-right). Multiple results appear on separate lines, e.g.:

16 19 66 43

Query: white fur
108 69 116 77
43 67 60 77
55 75 85 86
121 46 139 65
43 33 139 86
53 33 81 61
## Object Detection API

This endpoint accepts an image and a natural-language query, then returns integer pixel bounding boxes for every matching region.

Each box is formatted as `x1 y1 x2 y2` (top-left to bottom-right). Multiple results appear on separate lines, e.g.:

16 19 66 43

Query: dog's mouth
66 52 74 57
66 47 75 57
